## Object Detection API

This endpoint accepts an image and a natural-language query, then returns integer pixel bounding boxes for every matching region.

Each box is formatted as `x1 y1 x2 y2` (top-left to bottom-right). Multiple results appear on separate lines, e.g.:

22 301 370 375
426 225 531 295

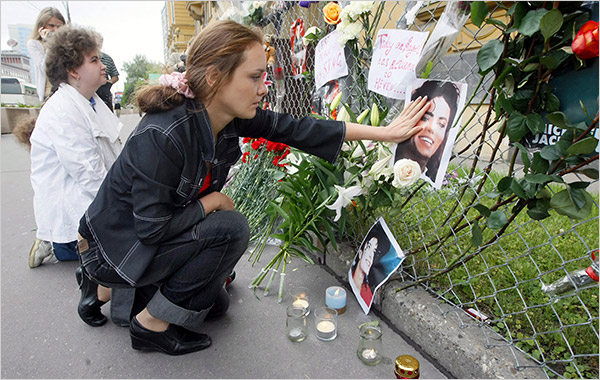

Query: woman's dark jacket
80 99 346 286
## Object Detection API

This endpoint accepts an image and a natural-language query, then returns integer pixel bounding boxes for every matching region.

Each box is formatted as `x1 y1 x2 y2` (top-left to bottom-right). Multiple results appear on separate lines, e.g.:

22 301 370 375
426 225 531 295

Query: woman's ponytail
135 84 185 114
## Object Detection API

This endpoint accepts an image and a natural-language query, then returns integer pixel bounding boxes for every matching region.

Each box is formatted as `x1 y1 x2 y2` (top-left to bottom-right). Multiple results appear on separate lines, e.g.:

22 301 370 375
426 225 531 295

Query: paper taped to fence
315 30 349 89
368 29 429 99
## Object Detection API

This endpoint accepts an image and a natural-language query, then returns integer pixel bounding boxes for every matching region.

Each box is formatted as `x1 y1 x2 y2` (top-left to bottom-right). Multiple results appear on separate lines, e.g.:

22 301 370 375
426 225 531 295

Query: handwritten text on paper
315 31 348 89
367 29 429 99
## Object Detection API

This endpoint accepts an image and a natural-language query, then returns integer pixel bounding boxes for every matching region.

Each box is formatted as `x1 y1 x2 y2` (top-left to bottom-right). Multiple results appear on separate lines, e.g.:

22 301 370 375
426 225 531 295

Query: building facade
1 50 32 83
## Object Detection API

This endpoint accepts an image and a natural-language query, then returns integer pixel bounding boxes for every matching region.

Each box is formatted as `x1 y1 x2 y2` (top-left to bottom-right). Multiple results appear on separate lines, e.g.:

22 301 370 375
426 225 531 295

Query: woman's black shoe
205 286 230 321
75 266 107 327
130 317 212 355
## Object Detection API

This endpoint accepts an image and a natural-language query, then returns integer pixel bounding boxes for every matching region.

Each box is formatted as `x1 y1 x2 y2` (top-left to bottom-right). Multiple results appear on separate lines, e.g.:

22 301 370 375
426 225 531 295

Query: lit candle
325 286 346 314
361 348 377 361
316 320 336 341
292 299 309 310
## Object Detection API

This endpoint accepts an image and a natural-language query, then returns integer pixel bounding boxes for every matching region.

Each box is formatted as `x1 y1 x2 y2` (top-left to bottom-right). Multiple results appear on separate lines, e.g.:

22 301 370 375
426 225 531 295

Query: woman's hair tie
158 71 195 99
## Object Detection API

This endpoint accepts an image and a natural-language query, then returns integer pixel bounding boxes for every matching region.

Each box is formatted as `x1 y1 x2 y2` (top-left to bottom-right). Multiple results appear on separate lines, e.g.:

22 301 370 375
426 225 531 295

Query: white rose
392 159 421 188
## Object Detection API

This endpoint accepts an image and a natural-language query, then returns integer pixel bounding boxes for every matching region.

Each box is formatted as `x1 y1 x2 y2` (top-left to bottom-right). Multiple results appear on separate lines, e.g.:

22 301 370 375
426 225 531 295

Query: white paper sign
314 30 348 89
367 29 429 99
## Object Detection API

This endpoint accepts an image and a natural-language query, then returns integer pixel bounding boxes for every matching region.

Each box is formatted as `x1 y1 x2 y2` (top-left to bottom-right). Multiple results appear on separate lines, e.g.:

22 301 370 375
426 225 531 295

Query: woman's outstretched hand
383 96 431 143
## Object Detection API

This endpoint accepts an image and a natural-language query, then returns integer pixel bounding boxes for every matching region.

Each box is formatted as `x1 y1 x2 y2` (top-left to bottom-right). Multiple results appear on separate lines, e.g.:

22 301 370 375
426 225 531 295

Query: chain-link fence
210 1 599 378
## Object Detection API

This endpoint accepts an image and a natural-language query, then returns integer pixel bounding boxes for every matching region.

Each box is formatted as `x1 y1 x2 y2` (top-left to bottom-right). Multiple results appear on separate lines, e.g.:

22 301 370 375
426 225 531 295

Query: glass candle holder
286 305 308 342
314 306 338 341
289 286 310 315
357 324 383 365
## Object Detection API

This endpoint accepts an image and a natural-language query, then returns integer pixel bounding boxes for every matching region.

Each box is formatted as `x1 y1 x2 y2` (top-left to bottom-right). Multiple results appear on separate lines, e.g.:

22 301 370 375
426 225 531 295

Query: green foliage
470 2 489 28
122 54 161 84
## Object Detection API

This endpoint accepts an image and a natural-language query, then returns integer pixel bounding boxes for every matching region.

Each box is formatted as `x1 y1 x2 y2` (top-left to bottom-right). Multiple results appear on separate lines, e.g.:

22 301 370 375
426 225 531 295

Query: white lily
281 151 304 175
326 184 364 222
367 143 394 180
351 140 375 159
336 106 351 122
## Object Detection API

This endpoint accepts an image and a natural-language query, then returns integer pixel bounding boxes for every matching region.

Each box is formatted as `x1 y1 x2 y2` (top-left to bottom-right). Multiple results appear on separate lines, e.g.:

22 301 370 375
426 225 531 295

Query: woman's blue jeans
81 210 250 333
52 241 79 261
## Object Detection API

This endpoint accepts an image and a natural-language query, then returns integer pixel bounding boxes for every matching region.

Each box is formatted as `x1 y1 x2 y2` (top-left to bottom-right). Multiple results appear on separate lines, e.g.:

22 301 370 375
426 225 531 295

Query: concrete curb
313 241 547 379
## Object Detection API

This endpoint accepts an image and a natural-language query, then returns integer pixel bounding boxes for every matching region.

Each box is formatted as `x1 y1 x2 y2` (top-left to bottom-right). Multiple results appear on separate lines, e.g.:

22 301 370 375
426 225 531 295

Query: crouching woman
76 20 430 356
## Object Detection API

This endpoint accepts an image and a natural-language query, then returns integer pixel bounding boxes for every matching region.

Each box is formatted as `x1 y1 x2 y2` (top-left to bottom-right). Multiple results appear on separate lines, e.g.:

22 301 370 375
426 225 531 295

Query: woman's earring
76 77 80 88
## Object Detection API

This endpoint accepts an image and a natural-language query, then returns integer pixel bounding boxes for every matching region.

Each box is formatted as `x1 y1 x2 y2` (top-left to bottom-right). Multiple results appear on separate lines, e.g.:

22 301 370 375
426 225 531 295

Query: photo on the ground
348 217 405 314
392 79 468 189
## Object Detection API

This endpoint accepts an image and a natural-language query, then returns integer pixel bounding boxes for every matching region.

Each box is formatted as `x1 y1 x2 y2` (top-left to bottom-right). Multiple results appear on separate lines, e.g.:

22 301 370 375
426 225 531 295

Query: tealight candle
357 324 382 365
314 307 337 341
325 286 347 314
316 321 336 341
362 348 377 360
292 299 309 309
290 286 310 315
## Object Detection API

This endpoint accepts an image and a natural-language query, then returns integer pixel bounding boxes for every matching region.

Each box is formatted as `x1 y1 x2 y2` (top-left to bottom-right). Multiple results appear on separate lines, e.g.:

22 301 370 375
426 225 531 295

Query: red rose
242 151 250 163
572 20 599 60
242 137 252 144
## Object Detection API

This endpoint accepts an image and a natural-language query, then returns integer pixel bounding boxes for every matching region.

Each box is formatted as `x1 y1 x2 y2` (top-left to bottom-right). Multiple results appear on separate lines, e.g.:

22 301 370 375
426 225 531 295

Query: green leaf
520 178 538 198
471 2 489 27
544 93 560 113
474 204 491 217
524 173 554 184
550 189 594 219
486 191 502 199
531 152 549 174
569 187 588 210
540 145 562 161
507 2 527 32
523 62 539 72
540 9 563 41
513 142 530 171
486 210 508 230
519 9 548 37
526 113 546 134
567 137 599 155
421 60 434 79
493 66 514 89
506 112 528 142
486 18 506 28
268 201 290 222
527 198 551 220
545 112 571 129
510 178 527 199
471 223 483 246
556 130 574 154
579 168 599 179
477 40 504 73
510 90 535 113
539 56 558 70
498 176 513 192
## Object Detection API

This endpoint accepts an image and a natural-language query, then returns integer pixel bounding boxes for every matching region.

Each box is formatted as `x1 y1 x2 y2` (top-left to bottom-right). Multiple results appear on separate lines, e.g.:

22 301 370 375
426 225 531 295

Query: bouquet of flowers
223 137 290 241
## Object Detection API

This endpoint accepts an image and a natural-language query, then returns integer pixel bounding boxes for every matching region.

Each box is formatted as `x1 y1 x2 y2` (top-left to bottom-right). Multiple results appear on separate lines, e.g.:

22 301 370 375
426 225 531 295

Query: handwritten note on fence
315 31 348 89
367 29 429 99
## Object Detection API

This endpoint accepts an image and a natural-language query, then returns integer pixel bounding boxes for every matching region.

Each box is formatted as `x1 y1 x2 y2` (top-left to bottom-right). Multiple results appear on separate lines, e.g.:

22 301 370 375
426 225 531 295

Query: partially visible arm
27 40 46 102
344 96 431 143
41 108 110 198
109 75 119 84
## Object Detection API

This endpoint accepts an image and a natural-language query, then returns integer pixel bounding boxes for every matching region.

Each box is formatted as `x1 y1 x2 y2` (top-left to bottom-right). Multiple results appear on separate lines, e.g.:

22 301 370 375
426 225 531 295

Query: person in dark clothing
96 51 119 111
114 101 121 117
75 20 431 356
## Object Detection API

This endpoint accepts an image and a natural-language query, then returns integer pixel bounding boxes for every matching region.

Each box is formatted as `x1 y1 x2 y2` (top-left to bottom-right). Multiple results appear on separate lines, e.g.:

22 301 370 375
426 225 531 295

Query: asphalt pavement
1 113 447 379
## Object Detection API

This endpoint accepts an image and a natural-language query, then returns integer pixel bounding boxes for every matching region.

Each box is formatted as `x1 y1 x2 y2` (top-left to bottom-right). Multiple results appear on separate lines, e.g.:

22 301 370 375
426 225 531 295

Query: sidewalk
1 115 447 379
